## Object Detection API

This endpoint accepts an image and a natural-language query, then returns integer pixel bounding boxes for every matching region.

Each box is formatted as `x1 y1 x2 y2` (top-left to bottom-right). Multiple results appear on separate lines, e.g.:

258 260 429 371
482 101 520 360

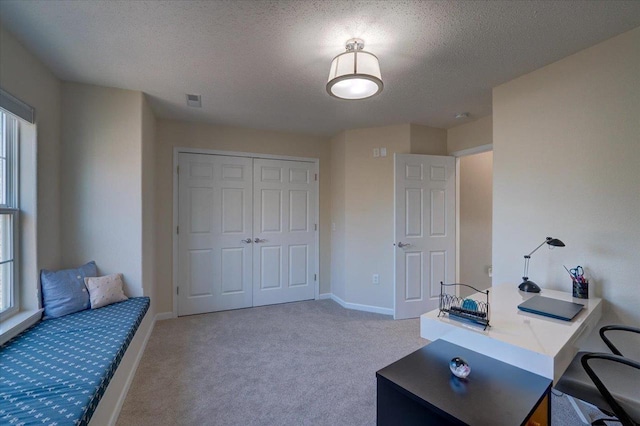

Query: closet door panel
253 159 317 306
177 154 253 315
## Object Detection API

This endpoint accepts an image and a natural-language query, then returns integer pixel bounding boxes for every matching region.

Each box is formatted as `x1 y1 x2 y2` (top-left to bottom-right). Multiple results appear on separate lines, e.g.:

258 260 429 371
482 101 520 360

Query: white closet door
252 159 317 306
178 153 253 316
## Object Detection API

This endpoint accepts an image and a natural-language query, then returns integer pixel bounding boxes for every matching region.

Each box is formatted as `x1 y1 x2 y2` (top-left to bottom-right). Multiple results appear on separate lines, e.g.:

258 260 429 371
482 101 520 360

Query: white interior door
178 153 253 316
253 159 317 307
394 154 456 319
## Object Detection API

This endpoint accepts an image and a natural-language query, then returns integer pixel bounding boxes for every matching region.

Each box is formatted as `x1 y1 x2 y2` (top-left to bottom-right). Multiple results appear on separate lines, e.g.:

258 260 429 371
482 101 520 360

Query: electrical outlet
373 148 380 157
488 266 493 277
372 274 380 285
380 147 387 157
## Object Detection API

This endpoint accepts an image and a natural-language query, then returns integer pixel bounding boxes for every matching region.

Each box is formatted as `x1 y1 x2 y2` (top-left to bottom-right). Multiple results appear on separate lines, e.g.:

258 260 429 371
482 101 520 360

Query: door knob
396 242 411 248
241 238 252 243
254 238 264 243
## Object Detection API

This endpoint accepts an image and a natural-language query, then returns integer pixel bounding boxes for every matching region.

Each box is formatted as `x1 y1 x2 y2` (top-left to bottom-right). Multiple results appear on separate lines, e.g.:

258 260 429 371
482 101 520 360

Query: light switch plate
380 147 387 157
373 148 380 157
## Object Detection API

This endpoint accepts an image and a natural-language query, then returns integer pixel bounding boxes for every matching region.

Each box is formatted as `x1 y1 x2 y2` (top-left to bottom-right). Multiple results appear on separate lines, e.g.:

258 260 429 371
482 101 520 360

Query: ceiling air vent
186 94 201 108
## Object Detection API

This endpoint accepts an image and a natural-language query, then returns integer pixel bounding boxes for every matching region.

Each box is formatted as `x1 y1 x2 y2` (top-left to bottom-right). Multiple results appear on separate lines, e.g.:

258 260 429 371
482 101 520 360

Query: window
0 110 19 318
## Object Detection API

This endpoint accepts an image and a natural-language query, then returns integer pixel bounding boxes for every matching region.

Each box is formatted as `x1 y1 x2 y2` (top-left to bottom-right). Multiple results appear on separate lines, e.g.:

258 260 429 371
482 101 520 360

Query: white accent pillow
84 273 129 309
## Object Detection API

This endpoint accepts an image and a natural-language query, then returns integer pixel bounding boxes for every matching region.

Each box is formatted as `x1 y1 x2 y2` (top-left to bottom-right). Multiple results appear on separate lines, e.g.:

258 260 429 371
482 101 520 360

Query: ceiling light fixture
327 38 383 100
455 112 470 119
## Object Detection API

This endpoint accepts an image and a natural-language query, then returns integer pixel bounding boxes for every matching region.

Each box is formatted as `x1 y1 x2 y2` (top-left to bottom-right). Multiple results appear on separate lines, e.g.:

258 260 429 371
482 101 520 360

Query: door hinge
314 173 318 181
314 223 317 231
177 286 179 295
314 274 317 281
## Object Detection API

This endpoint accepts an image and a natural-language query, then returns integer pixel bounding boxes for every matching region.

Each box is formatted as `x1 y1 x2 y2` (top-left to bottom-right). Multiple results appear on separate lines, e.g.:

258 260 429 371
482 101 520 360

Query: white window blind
0 110 19 316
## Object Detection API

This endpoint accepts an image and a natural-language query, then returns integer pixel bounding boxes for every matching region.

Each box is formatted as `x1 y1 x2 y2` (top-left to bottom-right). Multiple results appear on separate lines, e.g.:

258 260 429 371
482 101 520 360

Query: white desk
420 285 602 383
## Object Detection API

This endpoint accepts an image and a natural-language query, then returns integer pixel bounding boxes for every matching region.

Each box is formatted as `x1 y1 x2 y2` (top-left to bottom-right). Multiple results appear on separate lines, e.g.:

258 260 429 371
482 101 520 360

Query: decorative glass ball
449 357 471 379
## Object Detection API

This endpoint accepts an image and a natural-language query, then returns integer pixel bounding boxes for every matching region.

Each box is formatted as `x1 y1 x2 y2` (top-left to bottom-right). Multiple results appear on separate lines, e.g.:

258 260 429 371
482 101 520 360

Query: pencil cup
572 280 589 299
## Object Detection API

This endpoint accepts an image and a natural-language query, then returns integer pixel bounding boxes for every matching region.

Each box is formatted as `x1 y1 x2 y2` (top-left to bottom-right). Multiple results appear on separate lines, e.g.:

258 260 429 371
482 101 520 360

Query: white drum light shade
327 41 383 100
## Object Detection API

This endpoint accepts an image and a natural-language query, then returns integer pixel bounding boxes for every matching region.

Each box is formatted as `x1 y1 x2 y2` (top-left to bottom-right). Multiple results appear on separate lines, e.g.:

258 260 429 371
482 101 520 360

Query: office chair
555 325 640 426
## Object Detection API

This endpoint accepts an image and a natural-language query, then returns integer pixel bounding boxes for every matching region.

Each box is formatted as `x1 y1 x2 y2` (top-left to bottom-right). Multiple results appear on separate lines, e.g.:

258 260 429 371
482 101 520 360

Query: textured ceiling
1 1 639 135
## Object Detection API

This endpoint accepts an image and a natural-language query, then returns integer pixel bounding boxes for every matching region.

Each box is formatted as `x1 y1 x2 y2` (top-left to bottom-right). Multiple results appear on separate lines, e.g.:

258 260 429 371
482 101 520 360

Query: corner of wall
60 83 146 297
339 124 411 309
141 94 157 313
446 115 493 155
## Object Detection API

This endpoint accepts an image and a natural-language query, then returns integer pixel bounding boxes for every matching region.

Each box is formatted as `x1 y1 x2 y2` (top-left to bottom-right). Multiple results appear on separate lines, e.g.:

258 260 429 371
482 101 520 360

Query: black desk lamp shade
520 237 565 293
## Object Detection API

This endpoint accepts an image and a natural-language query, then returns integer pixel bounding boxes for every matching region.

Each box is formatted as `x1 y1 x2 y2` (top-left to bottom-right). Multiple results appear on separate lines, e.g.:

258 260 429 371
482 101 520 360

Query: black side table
376 340 552 426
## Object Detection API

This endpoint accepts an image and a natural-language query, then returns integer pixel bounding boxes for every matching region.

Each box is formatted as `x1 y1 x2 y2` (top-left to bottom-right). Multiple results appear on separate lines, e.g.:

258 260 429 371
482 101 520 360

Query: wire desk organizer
438 282 490 330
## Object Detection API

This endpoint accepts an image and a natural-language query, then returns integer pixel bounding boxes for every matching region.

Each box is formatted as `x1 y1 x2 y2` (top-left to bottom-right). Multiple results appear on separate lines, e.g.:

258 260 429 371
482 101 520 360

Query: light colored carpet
117 299 611 425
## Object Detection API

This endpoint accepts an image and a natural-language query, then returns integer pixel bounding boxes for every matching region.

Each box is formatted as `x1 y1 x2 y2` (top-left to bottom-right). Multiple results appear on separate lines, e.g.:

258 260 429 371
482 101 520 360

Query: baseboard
330 294 394 316
318 293 332 300
89 308 156 426
155 311 174 321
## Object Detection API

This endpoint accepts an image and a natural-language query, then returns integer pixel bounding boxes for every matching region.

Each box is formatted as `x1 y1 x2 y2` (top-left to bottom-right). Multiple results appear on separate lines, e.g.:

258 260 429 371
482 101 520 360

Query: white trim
450 143 493 158
452 144 493 296
330 293 394 316
455 156 461 294
0 308 42 345
392 153 398 318
172 151 179 317
318 293 332 300
172 147 321 317
89 309 155 426
314 160 320 300
155 311 174 321
566 395 595 425
175 147 317 163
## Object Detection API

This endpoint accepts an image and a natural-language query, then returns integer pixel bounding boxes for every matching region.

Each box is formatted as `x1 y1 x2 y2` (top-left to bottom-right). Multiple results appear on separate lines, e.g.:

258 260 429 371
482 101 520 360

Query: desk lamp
520 237 565 293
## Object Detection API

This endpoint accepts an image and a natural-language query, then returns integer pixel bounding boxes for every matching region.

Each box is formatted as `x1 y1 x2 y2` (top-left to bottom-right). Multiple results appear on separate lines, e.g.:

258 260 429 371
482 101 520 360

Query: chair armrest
600 325 640 356
581 352 640 426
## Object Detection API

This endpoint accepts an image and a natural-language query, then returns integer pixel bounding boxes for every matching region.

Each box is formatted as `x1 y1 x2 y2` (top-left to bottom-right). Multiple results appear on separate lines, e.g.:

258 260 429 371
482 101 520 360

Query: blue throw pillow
40 261 97 319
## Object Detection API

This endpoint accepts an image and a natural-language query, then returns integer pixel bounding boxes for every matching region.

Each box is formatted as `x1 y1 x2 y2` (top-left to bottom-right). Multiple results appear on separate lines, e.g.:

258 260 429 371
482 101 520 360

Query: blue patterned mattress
0 297 150 426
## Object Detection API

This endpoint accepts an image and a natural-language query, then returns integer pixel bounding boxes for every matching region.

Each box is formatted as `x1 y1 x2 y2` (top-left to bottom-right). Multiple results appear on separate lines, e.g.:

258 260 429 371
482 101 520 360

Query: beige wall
493 27 640 326
0 24 61 272
154 119 331 314
410 124 447 155
447 117 494 298
459 151 493 297
61 83 145 297
331 123 447 310
329 131 347 301
343 124 411 309
142 95 157 313
447 115 493 154
17 123 38 310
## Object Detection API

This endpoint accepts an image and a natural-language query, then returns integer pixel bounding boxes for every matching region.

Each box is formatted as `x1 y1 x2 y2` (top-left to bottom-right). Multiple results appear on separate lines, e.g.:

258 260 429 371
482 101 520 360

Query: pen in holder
565 265 589 299
572 278 589 299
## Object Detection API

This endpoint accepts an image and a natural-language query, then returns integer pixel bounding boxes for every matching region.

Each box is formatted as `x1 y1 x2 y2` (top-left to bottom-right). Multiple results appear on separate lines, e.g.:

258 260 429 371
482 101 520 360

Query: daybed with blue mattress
0 297 150 425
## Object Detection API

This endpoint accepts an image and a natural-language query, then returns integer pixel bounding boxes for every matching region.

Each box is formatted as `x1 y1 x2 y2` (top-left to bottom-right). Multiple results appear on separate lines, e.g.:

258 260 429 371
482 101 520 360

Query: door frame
451 144 493 297
172 147 320 318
